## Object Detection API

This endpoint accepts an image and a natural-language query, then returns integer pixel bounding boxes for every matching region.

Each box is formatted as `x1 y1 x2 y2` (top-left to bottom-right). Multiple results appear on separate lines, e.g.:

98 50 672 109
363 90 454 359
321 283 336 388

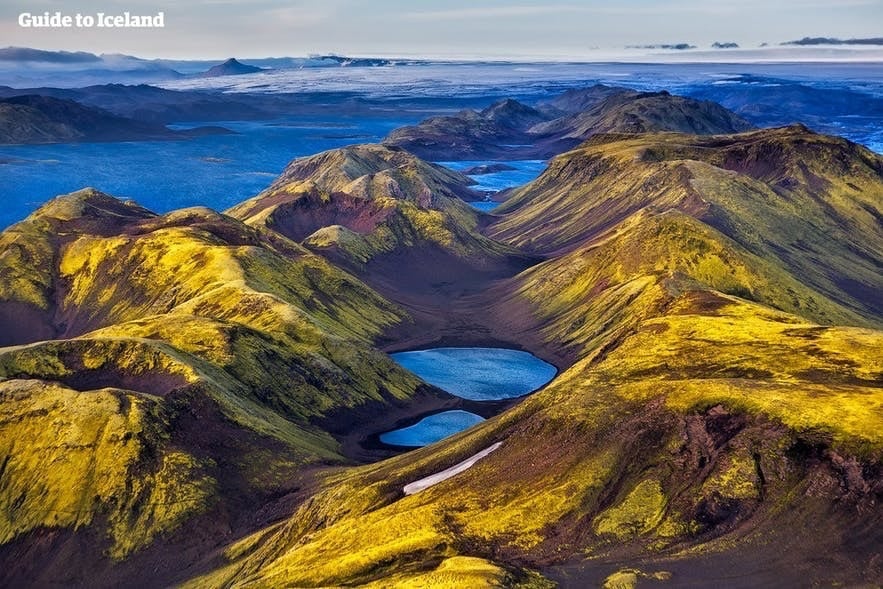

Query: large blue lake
392 347 557 402
0 117 551 229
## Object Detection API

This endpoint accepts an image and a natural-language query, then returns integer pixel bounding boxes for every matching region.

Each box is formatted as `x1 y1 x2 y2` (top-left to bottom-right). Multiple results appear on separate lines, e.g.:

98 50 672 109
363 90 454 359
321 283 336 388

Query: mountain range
0 87 881 587
385 89 752 159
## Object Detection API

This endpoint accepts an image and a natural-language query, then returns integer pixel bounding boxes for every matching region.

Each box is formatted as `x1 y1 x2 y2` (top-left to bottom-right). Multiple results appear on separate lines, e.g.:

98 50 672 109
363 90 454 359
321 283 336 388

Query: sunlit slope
227 144 530 289
0 189 431 582
186 127 883 588
491 126 883 324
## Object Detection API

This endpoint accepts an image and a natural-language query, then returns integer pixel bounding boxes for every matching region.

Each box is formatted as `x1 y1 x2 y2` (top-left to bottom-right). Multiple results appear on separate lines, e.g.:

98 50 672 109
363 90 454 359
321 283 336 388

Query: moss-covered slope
491 126 883 325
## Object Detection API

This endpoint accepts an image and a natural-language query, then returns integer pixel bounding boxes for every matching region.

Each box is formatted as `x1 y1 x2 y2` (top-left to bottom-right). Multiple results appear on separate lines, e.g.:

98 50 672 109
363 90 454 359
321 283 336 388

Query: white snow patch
403 442 503 495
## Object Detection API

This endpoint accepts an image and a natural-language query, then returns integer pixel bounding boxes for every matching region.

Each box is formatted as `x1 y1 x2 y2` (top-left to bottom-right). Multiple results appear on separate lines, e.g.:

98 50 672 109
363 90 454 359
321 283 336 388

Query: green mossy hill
0 189 433 583
227 144 528 286
490 210 874 363
230 143 480 219
0 188 424 423
490 126 883 325
0 379 214 560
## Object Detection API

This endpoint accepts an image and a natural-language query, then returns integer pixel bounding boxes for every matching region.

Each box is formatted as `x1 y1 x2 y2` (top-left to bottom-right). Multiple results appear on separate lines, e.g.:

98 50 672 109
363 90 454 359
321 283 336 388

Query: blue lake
391 347 557 401
379 410 485 447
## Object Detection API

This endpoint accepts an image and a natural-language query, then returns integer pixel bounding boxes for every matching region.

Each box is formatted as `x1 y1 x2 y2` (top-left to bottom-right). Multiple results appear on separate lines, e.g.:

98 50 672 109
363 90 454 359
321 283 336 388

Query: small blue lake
379 410 485 447
379 347 556 447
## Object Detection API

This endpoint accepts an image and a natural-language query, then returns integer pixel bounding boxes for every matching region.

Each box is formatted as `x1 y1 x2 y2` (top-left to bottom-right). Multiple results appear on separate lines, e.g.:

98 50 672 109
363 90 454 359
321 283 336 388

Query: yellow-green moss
594 480 667 540
0 380 213 558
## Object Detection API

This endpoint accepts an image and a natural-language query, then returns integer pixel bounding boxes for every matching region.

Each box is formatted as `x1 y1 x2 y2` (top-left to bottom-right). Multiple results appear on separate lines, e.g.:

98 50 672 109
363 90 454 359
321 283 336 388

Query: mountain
199 58 263 77
491 126 883 322
0 47 101 63
0 95 230 144
536 84 637 116
684 76 883 132
179 125 883 588
0 84 271 124
384 89 752 160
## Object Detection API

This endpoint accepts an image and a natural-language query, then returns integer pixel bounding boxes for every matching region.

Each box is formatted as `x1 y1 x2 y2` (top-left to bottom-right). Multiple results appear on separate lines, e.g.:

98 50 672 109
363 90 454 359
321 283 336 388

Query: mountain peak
480 98 546 128
200 58 262 77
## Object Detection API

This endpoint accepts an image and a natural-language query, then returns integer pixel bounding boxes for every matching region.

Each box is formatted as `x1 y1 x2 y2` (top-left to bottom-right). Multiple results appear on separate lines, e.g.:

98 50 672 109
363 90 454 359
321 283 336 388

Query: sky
1 0 882 59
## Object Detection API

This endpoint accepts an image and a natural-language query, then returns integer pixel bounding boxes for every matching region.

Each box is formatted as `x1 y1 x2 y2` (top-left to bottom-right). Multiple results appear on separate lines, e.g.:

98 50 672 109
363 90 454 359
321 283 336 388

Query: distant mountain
626 43 696 50
0 47 185 86
684 75 883 132
712 41 740 49
199 58 263 77
309 54 403 67
537 84 637 116
384 97 556 159
0 47 101 63
783 37 883 46
0 83 299 124
0 95 229 144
